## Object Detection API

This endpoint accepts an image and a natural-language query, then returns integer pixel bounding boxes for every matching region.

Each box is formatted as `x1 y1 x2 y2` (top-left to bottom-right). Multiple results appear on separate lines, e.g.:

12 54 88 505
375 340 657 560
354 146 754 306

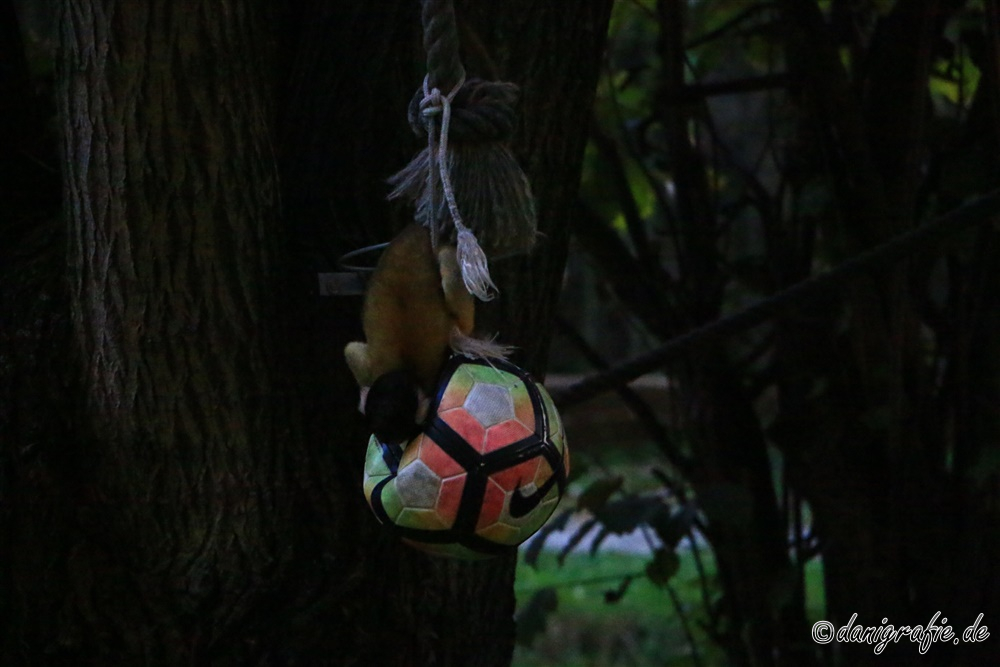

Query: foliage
523 0 1000 666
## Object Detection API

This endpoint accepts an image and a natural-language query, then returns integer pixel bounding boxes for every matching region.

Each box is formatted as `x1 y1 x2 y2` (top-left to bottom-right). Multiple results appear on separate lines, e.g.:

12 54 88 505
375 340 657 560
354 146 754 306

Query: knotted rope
389 0 536 301
418 74 498 299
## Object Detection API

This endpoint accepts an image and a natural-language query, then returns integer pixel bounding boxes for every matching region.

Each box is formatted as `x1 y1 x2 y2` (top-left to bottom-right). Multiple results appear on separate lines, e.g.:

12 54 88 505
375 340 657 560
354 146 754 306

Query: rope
419 75 464 250
414 0 470 253
420 75 467 242
407 0 519 145
549 188 1000 409
387 0 532 298
420 75 499 299
407 78 520 142
421 0 465 93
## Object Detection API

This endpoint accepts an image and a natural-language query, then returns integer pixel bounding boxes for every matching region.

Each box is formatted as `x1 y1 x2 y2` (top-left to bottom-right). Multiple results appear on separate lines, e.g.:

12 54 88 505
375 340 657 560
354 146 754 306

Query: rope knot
418 74 464 128
408 77 521 143
388 0 537 277
419 89 443 118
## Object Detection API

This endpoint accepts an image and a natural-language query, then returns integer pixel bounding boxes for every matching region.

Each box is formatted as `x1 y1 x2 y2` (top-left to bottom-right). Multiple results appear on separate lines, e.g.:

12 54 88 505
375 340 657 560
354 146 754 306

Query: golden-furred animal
344 223 474 396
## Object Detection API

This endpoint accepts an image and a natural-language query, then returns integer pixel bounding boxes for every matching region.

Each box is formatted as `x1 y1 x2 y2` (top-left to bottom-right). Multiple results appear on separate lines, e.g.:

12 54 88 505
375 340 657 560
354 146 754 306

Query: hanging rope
421 0 465 93
388 0 537 300
419 74 499 299
549 188 1000 409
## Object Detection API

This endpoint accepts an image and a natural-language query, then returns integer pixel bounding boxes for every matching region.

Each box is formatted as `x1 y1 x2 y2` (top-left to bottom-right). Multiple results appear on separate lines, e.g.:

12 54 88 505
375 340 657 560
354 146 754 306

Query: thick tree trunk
53 0 292 662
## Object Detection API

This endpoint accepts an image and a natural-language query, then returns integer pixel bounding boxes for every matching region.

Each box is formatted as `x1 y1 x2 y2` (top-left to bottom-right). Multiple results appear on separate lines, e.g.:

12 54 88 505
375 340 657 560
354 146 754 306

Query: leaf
650 467 674 487
589 526 610 557
872 0 896 15
645 548 681 587
515 587 558 647
522 509 572 568
576 476 624 513
604 576 634 604
594 494 660 534
649 502 697 548
557 517 598 565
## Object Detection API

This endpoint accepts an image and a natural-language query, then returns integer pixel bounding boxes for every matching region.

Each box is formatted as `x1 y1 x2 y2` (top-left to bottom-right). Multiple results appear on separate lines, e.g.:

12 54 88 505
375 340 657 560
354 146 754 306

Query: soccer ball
363 355 569 559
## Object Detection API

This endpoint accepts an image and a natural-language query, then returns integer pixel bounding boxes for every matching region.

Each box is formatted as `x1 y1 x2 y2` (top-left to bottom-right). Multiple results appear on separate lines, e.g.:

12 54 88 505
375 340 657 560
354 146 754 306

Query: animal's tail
449 327 514 361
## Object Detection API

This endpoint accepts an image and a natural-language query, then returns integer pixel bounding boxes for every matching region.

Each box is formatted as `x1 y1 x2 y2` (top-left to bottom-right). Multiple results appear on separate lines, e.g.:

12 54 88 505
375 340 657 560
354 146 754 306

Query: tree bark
55 0 292 662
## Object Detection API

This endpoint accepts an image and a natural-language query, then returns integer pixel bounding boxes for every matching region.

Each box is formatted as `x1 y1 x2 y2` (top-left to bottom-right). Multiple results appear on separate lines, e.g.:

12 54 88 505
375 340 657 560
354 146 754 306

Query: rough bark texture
54 0 291 662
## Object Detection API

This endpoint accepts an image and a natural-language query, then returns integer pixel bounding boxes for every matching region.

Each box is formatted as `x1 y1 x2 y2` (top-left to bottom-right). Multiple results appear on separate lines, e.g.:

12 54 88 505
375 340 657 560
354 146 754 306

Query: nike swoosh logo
509 475 559 519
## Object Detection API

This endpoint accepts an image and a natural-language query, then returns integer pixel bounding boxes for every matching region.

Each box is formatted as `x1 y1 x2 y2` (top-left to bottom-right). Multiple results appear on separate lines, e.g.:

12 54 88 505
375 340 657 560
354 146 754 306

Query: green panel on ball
509 381 536 432
379 481 404 521
537 384 565 453
438 365 477 411
478 522 520 545
397 507 449 531
364 436 389 474
363 437 390 499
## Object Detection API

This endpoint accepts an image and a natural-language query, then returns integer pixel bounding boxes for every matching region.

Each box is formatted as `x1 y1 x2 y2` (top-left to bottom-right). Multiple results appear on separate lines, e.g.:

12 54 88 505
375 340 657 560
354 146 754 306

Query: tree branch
554 316 694 474
679 73 791 100
551 189 1000 408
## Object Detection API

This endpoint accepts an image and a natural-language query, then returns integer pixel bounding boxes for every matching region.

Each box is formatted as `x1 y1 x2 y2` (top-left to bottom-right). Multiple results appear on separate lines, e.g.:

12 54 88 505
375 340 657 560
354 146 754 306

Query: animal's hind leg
344 341 374 388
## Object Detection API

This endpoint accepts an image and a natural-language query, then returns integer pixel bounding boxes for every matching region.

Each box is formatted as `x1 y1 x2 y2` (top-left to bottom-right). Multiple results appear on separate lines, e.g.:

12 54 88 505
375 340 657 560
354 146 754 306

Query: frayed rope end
456 227 498 301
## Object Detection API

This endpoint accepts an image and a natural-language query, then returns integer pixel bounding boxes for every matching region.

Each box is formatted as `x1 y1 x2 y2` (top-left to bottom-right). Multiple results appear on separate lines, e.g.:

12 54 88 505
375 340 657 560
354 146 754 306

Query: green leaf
557 517 598 565
604 576 634 604
872 0 896 15
645 548 681 587
522 509 572 568
649 503 697 548
594 495 660 534
576 476 624 513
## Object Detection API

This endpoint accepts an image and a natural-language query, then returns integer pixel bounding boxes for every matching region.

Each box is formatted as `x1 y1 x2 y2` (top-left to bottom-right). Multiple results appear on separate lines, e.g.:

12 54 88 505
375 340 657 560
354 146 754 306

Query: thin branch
657 0 722 314
678 73 791 100
602 62 684 271
987 0 1000 138
589 121 660 271
573 203 680 339
687 530 718 627
685 3 776 50
555 316 694 475
666 582 706 667
551 189 1000 409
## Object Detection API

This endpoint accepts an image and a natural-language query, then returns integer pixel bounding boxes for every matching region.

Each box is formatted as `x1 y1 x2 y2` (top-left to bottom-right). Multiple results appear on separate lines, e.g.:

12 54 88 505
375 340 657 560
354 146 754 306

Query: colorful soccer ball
363 356 569 559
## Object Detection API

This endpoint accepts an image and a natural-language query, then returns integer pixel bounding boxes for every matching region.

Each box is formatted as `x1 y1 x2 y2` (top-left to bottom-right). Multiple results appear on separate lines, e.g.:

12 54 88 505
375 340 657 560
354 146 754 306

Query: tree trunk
2 1 612 665
775 2 999 665
274 2 613 665
28 0 292 663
